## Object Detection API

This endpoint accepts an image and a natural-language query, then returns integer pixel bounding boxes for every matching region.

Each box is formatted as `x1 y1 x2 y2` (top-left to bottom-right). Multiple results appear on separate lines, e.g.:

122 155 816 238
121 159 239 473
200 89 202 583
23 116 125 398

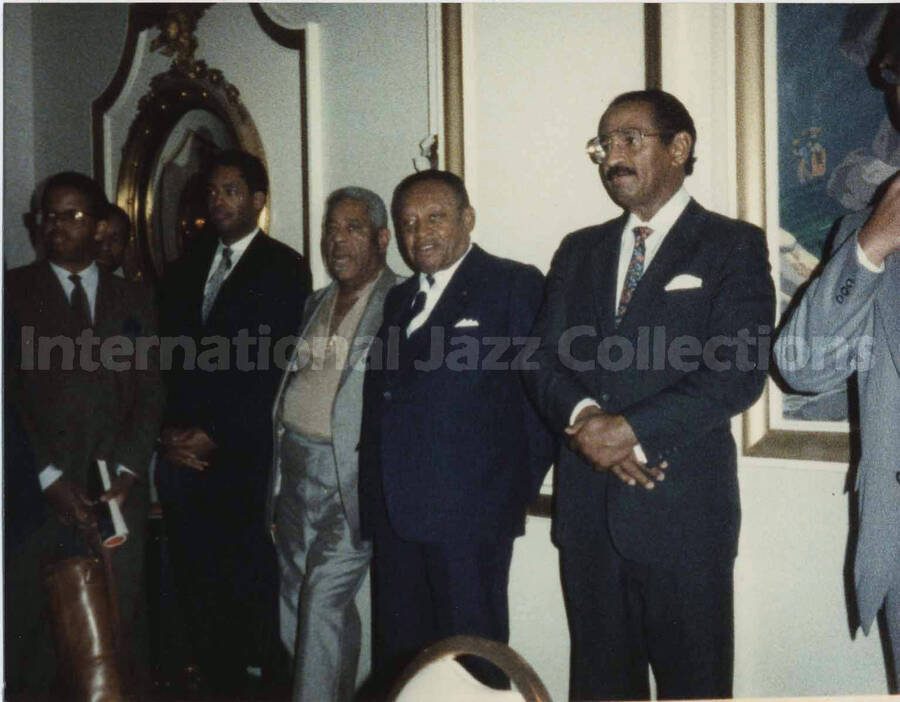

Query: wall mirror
93 4 309 283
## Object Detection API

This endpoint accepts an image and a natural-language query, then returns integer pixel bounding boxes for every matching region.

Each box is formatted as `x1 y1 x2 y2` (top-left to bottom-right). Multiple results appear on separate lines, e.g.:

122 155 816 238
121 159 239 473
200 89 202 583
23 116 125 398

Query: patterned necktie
202 246 233 322
69 273 92 329
615 226 653 327
402 274 435 336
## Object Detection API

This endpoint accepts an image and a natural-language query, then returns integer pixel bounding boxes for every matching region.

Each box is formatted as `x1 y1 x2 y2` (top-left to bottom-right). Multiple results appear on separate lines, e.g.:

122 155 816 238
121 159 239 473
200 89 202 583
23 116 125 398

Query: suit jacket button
383 391 392 401
601 393 611 403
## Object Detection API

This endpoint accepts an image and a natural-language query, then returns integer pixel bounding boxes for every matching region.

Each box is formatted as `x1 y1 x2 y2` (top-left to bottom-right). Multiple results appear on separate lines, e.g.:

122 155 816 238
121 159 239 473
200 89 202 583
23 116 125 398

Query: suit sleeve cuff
570 398 601 426
39 465 63 490
856 240 885 273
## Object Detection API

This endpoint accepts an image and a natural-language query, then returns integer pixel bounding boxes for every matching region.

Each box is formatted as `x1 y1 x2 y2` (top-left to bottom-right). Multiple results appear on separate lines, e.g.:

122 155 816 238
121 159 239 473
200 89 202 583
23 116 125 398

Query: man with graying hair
774 7 900 689
266 186 401 700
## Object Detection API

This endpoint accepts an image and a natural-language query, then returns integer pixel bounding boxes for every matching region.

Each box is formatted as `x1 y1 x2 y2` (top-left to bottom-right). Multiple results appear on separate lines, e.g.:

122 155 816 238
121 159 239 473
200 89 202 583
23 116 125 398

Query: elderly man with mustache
524 90 775 700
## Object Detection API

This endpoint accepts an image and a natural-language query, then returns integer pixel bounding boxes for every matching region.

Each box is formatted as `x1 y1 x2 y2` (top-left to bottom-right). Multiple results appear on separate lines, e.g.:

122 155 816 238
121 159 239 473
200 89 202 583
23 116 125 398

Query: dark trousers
560 533 734 701
155 456 281 694
368 493 514 693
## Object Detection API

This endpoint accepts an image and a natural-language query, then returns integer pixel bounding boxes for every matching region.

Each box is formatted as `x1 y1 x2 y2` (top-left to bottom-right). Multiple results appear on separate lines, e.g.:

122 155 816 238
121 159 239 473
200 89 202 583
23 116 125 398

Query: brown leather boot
43 556 124 702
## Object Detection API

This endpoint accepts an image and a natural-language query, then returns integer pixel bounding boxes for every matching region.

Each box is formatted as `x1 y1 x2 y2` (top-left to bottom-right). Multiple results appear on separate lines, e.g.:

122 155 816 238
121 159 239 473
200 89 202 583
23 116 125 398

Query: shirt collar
219 227 259 256
624 186 691 239
49 260 99 289
418 242 473 292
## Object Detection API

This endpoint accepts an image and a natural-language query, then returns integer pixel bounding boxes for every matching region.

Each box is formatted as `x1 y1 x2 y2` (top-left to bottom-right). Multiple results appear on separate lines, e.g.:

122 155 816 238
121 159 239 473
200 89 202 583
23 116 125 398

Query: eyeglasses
36 209 92 227
585 128 672 164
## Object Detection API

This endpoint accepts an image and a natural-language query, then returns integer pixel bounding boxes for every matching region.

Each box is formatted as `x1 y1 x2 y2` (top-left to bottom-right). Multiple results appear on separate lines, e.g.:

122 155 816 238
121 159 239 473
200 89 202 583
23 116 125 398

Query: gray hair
325 186 388 232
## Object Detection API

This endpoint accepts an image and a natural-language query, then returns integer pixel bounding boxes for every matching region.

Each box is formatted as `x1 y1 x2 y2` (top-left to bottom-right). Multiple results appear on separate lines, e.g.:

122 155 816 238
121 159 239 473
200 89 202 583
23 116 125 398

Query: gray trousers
274 430 371 702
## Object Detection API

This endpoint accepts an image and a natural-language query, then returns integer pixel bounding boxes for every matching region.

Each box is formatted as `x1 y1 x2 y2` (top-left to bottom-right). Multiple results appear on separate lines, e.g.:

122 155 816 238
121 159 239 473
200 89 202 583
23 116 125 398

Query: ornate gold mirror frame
93 5 307 284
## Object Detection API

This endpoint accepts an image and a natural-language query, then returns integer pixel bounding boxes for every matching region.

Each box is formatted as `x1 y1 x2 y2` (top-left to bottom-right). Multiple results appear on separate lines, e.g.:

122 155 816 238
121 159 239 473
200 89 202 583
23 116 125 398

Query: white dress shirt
50 260 99 322
203 227 259 290
569 187 693 462
406 243 473 335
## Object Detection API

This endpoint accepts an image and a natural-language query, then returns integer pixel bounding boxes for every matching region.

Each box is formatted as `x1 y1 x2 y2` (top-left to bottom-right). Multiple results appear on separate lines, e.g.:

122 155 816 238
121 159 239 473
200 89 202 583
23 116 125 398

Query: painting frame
737 4 856 463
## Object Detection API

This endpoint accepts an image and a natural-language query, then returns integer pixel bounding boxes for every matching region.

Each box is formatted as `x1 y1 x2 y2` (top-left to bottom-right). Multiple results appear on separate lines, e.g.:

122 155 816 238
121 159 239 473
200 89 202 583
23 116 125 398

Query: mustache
604 166 637 179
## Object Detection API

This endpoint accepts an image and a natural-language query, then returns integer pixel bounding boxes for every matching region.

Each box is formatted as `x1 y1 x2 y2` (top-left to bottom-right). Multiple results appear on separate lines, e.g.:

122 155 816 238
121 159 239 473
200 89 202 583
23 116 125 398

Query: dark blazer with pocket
7 260 163 486
525 199 775 566
359 244 555 544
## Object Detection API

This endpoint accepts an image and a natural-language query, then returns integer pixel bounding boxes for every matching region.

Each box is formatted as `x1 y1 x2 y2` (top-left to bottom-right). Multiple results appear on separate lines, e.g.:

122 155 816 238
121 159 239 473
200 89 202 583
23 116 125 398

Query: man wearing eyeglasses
774 8 900 689
524 90 774 700
5 171 164 697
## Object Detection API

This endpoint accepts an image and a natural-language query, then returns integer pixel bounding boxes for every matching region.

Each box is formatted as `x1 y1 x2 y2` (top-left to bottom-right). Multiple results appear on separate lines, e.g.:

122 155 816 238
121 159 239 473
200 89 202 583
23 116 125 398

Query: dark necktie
202 246 233 322
402 274 435 336
69 273 92 329
615 226 653 327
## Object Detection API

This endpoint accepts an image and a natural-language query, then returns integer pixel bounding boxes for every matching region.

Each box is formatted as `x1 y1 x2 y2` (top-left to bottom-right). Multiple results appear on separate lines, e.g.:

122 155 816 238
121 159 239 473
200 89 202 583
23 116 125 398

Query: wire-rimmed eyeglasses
585 128 673 165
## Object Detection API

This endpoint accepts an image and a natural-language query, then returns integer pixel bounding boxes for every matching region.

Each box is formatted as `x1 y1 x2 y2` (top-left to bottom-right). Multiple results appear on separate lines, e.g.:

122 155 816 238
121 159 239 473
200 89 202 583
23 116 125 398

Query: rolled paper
96 460 129 548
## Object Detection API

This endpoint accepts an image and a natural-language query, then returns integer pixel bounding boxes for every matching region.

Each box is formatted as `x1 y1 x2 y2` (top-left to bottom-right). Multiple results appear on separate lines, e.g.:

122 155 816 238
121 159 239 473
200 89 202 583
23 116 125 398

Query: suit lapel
413 244 484 350
94 271 114 334
340 269 397 386
37 261 75 324
203 231 266 323
616 200 704 331
593 214 626 338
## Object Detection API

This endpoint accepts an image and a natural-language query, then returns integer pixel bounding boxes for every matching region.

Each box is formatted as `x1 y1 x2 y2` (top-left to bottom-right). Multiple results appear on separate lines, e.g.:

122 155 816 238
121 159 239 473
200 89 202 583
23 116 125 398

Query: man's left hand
100 472 137 507
565 409 638 468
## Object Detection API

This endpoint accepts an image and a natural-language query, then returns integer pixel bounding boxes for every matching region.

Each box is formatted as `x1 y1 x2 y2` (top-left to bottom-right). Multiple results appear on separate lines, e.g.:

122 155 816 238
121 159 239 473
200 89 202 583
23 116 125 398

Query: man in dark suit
5 171 164 697
524 91 775 700
156 149 312 695
359 170 553 690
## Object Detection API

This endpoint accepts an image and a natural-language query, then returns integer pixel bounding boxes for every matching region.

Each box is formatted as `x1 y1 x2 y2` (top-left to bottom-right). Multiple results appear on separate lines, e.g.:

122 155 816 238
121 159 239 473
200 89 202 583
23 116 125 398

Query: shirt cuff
856 240 885 273
39 465 64 490
569 398 601 427
116 465 137 478
633 443 648 464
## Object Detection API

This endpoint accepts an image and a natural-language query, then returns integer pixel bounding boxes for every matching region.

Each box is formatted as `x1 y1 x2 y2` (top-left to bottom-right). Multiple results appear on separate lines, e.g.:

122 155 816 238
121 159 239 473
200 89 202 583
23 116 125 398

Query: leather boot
43 556 124 702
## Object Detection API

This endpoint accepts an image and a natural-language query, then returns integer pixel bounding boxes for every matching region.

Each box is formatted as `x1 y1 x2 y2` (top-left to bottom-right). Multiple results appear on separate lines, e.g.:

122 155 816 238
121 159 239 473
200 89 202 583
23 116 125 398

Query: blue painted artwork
777 4 894 421
777 4 885 261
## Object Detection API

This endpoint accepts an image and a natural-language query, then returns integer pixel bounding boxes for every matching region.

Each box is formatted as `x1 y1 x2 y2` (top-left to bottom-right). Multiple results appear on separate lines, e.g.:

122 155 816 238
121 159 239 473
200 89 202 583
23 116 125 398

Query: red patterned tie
615 226 653 327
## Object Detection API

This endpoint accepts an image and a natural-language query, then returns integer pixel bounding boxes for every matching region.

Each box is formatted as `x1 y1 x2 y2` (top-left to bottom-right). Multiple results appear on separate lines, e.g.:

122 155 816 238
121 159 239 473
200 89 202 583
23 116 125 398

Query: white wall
3 4 37 269
263 3 431 284
3 3 128 268
463 3 889 699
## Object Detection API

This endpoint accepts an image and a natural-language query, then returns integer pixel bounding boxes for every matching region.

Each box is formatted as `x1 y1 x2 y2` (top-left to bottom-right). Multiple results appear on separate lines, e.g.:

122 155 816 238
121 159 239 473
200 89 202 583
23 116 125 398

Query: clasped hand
564 406 666 489
160 426 217 471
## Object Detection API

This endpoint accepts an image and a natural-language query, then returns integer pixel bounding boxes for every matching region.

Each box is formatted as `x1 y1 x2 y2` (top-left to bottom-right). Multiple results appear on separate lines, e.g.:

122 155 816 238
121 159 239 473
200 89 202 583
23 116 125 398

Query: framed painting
739 4 892 461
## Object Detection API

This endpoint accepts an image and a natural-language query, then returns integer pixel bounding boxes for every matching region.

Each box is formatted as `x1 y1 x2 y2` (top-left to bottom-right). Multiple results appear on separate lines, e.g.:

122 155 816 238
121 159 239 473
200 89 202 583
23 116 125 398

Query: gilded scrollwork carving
115 4 264 281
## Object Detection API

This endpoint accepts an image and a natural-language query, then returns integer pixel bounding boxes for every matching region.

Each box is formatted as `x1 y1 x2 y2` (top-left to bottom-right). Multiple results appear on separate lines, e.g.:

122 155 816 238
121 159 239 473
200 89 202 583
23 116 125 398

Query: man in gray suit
774 8 900 689
266 186 401 701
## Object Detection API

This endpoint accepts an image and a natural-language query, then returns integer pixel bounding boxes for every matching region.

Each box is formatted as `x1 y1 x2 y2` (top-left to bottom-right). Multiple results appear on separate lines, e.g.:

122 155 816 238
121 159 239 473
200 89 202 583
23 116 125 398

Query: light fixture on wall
413 134 439 172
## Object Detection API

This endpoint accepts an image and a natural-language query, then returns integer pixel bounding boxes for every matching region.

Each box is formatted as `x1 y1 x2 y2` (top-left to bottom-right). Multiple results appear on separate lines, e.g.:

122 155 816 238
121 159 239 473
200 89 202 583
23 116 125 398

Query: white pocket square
664 274 703 291
454 318 480 328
